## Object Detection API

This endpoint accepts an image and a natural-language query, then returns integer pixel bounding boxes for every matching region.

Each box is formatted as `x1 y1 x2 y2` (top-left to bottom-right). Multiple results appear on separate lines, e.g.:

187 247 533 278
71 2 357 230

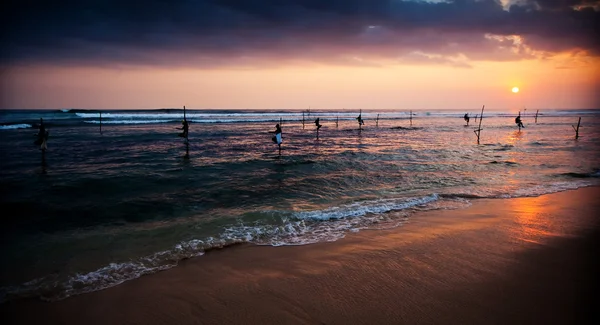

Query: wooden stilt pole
410 110 412 127
474 114 478 123
376 114 379 127
535 109 539 123
99 111 102 134
572 117 581 139
336 115 339 128
302 111 305 129
473 105 485 144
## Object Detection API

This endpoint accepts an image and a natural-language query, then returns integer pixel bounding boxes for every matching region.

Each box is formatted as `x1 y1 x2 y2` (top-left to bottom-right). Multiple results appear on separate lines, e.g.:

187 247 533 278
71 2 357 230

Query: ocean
1 108 599 302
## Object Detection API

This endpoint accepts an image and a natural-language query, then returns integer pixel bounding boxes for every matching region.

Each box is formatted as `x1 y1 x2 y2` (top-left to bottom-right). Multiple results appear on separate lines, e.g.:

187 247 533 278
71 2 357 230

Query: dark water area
1 108 599 302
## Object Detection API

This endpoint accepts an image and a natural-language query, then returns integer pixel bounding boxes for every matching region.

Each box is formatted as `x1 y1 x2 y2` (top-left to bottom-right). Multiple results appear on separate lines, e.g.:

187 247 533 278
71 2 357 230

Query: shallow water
0 108 599 301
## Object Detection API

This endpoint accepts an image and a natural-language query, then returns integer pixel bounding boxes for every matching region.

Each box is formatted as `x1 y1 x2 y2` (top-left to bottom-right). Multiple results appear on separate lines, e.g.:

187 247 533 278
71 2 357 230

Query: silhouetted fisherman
34 118 49 151
515 113 524 129
270 123 283 156
315 117 323 140
464 113 470 126
356 113 365 129
177 119 189 140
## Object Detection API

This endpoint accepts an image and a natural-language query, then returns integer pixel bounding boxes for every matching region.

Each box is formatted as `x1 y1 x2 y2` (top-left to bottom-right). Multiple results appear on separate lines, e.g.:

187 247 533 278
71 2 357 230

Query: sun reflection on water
509 195 560 245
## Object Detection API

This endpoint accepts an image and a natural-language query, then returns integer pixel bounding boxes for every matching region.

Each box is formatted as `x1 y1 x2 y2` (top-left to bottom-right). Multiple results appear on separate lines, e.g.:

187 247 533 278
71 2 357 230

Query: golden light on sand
512 87 520 93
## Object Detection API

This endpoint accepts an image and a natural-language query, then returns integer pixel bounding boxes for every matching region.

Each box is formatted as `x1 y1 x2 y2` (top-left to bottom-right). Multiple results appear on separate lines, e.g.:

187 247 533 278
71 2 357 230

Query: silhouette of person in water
356 113 365 129
34 118 49 151
315 118 322 130
177 119 189 139
270 124 282 143
270 124 283 156
515 113 524 129
464 113 470 125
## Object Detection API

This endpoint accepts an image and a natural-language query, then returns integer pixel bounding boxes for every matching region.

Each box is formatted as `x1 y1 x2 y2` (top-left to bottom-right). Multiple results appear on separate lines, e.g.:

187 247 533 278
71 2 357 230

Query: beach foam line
0 238 225 303
74 112 397 119
76 112 302 119
440 179 597 200
292 194 439 221
0 195 445 303
84 120 173 124
0 124 32 130
560 171 600 179
83 118 363 124
502 181 594 198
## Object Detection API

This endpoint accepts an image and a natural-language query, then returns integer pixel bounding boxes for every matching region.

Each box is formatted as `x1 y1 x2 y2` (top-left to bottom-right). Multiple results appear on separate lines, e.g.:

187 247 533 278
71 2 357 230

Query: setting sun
512 87 520 93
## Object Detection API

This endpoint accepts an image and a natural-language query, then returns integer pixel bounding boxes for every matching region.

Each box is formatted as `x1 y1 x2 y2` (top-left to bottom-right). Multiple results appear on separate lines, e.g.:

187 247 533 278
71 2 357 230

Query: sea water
0 108 598 302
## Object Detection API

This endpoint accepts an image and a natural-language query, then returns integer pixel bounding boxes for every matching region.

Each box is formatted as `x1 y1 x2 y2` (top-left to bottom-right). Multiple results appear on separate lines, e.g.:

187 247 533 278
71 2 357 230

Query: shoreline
2 187 599 324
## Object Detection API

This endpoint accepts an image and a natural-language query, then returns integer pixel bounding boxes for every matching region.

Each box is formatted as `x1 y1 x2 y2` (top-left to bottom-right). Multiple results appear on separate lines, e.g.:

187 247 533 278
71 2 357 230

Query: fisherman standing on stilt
463 113 470 126
177 106 190 142
315 117 323 140
34 118 49 151
515 112 524 129
356 112 365 130
270 123 283 156
177 119 189 140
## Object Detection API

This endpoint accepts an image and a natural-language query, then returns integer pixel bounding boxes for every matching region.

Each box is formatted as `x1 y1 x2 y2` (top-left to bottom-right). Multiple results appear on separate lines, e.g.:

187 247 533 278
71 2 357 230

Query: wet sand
2 187 599 324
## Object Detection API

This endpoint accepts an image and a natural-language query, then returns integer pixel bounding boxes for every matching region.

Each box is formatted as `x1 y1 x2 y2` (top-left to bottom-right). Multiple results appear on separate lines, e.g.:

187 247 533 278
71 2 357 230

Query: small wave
189 118 284 123
488 160 517 165
76 112 301 119
529 141 548 146
0 124 32 130
560 171 600 179
390 126 423 130
492 144 514 151
220 197 441 246
0 238 224 303
293 194 439 221
277 159 317 166
440 193 486 199
0 194 442 303
84 120 173 124
502 181 593 198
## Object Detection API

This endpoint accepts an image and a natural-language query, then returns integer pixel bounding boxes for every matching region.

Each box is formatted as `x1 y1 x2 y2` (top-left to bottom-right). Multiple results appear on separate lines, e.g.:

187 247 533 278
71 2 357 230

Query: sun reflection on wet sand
509 194 571 245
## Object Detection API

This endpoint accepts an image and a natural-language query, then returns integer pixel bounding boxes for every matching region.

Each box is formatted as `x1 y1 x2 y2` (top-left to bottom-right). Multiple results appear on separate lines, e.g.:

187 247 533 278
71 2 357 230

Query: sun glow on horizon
512 86 520 93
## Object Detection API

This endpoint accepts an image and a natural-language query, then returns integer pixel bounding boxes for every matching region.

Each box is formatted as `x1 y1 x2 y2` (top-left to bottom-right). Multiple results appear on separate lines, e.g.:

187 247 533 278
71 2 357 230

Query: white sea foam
84 120 173 124
0 124 32 130
293 194 439 221
76 112 303 119
0 194 442 303
502 180 594 198
0 238 213 302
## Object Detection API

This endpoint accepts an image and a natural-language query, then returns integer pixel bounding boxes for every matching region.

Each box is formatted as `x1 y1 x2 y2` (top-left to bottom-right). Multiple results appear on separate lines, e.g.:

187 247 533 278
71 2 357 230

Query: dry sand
2 187 599 324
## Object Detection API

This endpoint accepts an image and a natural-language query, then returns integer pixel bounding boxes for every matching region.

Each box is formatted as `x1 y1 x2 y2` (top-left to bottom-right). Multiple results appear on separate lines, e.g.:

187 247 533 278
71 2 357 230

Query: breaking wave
0 124 32 130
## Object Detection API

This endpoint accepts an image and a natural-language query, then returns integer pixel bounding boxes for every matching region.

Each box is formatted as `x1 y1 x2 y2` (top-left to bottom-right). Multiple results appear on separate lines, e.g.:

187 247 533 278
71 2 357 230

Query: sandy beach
2 187 599 324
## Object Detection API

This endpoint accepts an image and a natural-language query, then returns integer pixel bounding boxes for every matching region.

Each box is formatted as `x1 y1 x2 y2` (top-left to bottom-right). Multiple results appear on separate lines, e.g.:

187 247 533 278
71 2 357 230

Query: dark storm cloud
1 0 598 67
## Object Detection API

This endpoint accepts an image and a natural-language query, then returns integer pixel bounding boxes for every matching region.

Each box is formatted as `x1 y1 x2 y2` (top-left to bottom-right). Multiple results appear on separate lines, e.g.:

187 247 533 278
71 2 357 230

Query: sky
1 0 599 110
